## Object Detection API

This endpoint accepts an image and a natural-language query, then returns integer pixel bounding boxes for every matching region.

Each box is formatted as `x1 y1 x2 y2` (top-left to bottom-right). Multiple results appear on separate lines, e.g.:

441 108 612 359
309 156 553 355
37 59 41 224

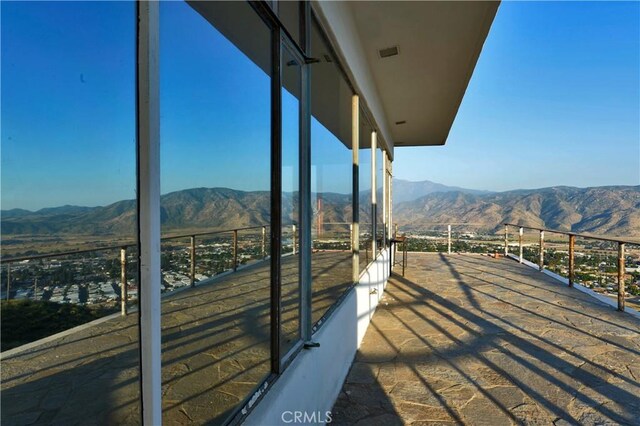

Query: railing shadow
449 254 640 334
333 253 640 424
1 251 361 425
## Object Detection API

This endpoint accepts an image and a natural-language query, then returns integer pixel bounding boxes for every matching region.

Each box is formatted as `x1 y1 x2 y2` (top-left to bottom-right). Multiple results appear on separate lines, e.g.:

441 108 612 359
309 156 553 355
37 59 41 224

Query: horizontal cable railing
393 223 639 314
503 223 640 245
1 224 271 316
503 223 639 312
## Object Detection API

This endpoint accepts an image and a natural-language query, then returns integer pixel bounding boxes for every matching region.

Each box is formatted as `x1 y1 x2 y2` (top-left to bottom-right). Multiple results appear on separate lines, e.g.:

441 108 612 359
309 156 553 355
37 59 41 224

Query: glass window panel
309 19 353 327
159 2 271 423
1 1 140 423
281 46 302 357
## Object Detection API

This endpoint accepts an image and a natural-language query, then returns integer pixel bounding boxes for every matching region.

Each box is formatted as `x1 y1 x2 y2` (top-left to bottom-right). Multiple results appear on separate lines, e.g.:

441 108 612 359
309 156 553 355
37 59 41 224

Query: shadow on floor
332 253 640 425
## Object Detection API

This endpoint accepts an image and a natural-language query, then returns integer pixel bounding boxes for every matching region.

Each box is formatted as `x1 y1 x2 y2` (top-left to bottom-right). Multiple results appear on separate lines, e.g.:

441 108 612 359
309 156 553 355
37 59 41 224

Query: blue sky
395 1 640 191
2 1 638 211
2 1 136 211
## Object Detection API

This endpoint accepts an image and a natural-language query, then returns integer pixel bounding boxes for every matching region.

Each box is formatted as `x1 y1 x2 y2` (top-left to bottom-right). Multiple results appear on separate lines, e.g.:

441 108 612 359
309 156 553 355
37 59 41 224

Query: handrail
1 224 270 264
503 223 640 245
504 222 637 312
1 223 273 313
1 244 137 263
398 222 487 226
391 222 636 314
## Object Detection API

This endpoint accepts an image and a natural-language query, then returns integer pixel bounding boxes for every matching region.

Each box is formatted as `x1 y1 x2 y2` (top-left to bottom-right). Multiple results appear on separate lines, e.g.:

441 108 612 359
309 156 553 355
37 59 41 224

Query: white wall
243 249 390 425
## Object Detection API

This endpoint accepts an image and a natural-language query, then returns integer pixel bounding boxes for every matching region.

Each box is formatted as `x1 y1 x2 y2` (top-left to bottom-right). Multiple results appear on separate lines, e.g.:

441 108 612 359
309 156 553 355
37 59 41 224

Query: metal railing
397 223 504 254
393 222 638 313
504 223 639 312
1 224 272 315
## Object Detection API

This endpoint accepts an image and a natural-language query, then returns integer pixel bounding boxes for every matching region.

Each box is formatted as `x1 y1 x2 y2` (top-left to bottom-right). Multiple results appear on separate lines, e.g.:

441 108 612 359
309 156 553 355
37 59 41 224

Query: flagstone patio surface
332 253 640 426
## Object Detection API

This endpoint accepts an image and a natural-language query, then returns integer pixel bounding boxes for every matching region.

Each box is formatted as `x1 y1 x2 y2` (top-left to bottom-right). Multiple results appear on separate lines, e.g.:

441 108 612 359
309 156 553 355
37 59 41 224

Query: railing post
518 227 523 263
618 242 625 311
504 225 508 256
568 234 575 287
366 240 370 265
402 237 407 277
232 229 238 272
190 235 196 287
6 264 10 301
292 224 297 255
352 94 360 286
394 223 398 239
447 224 452 255
539 230 545 271
120 247 128 316
262 226 267 259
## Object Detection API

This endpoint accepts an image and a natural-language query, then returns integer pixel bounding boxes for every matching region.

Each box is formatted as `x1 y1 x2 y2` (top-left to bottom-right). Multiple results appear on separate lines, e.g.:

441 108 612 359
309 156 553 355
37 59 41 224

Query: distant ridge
2 184 639 239
0 188 355 236
394 184 640 238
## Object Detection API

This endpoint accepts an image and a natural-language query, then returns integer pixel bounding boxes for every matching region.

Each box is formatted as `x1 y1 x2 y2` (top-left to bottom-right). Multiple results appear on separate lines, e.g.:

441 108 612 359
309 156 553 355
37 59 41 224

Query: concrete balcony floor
1 251 353 426
333 253 640 425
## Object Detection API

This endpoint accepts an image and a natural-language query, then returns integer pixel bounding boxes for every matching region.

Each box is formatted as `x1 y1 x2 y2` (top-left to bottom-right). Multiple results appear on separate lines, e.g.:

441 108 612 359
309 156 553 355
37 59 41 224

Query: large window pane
160 2 271 423
309 19 354 327
281 46 302 357
1 1 140 423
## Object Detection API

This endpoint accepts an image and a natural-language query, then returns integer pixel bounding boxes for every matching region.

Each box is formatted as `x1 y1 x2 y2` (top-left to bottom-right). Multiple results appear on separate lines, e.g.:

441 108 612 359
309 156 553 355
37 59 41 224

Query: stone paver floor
332 253 640 425
1 251 352 426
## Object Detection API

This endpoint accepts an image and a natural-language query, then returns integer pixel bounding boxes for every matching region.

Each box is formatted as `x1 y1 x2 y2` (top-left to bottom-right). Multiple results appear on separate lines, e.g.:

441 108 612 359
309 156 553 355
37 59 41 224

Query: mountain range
2 180 639 238
394 184 640 237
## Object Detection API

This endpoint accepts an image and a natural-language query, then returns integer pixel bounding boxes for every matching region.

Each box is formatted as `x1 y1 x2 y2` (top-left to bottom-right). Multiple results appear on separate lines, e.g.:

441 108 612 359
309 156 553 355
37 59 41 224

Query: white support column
352 95 360 284
382 152 387 246
371 131 377 256
388 161 393 239
137 2 162 424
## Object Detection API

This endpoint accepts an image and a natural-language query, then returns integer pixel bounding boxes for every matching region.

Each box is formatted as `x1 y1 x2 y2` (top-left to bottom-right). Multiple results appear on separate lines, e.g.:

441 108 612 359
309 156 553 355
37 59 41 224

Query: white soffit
315 1 499 148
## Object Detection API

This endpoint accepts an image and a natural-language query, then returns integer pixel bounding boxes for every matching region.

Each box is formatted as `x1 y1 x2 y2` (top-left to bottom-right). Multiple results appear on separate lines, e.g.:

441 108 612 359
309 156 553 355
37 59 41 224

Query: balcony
2 1 637 424
333 253 640 424
3 246 639 424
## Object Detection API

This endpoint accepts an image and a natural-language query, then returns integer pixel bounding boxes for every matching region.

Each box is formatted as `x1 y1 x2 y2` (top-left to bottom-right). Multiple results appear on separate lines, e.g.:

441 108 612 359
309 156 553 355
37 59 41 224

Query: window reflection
309 19 354 326
159 1 271 423
1 1 140 423
281 46 302 357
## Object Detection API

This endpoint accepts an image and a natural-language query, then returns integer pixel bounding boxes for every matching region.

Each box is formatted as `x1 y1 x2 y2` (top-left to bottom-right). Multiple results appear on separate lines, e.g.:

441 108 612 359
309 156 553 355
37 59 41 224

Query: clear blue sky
395 1 640 191
2 1 638 211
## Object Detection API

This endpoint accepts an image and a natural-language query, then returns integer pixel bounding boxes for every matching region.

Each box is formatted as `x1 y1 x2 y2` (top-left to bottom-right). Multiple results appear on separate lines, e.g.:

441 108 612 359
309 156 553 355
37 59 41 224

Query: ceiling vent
378 45 399 59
